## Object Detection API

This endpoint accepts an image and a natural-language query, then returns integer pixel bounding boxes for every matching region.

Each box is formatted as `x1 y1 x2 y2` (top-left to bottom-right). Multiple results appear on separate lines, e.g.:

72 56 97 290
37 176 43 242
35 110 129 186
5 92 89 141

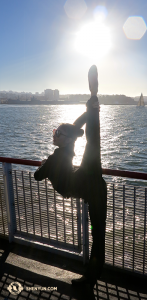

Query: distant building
0 98 8 104
54 89 59 101
44 89 54 100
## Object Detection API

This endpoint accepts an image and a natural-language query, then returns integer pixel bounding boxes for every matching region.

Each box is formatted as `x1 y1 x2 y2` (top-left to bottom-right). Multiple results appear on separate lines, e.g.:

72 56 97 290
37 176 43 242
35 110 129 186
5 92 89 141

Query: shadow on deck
0 238 147 300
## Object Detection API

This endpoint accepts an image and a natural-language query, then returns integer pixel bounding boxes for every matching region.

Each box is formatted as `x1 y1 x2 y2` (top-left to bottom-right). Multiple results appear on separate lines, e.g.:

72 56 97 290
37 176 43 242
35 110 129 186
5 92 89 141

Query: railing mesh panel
1 163 146 276
104 182 147 275
87 182 147 275
0 166 8 237
12 170 80 251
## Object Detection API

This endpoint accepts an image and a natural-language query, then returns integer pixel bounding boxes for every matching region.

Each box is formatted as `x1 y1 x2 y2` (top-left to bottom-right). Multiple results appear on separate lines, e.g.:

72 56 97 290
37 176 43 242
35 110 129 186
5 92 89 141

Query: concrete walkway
0 237 147 300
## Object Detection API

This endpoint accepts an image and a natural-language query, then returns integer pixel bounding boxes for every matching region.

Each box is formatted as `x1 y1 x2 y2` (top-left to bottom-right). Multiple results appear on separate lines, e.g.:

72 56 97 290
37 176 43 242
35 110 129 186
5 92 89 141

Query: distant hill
98 95 135 105
60 94 136 105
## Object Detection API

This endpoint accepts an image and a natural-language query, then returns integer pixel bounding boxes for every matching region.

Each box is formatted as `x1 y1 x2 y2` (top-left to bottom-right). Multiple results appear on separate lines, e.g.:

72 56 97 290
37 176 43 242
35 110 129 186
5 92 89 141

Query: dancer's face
53 125 72 147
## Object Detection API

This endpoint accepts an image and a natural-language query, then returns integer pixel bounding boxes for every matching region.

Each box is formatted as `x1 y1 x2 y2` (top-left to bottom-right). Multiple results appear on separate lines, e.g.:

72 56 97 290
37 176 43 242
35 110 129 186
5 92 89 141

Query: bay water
0 104 147 186
1 104 147 269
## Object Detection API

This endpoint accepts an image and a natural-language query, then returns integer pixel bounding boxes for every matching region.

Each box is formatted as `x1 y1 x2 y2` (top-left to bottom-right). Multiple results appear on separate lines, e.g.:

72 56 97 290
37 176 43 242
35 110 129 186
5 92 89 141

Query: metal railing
0 156 147 277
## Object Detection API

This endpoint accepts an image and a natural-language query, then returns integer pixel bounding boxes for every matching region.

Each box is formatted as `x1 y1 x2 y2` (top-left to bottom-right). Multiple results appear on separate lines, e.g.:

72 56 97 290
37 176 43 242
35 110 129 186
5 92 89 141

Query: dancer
34 65 107 288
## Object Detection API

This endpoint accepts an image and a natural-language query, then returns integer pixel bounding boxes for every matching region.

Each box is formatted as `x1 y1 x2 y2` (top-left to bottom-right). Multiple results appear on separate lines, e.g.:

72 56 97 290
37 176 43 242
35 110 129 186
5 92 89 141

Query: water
0 104 147 186
0 104 147 272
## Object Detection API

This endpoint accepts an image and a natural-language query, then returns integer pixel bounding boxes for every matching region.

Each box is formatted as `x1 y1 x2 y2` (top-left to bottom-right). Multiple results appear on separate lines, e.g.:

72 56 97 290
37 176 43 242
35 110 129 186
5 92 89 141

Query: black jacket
34 144 75 198
34 96 104 202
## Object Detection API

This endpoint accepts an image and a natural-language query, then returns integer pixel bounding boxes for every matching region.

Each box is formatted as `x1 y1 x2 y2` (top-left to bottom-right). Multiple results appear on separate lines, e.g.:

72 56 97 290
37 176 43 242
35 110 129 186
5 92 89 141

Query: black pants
84 177 107 283
71 97 107 283
72 151 107 283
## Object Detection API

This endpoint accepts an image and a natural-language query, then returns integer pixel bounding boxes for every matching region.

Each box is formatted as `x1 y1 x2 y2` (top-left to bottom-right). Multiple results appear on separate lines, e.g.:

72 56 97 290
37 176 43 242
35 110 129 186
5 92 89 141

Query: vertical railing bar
63 197 66 243
0 184 5 235
37 181 42 237
54 189 58 241
77 198 81 251
71 197 74 246
45 179 50 239
14 170 21 233
133 186 136 272
86 203 89 262
82 199 86 264
113 184 115 266
29 172 35 235
143 188 146 275
123 185 125 269
82 200 89 264
22 171 28 234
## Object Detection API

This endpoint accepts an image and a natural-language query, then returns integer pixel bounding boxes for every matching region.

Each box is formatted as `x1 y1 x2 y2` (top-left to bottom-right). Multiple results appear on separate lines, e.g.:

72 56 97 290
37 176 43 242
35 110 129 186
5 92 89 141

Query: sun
75 21 112 60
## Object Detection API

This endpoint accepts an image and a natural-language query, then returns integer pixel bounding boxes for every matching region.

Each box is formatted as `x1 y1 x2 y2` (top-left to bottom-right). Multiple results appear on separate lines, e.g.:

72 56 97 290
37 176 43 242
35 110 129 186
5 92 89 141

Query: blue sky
0 0 147 96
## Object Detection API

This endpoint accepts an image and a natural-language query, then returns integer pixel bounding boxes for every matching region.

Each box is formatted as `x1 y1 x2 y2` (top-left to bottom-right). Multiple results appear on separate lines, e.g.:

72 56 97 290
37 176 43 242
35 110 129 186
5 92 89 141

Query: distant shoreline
1 94 144 105
1 94 146 105
0 102 141 106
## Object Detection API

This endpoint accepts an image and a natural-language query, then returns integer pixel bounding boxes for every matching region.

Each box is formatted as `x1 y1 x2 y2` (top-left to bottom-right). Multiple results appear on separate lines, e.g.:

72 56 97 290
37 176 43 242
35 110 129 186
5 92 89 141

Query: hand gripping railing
0 157 147 275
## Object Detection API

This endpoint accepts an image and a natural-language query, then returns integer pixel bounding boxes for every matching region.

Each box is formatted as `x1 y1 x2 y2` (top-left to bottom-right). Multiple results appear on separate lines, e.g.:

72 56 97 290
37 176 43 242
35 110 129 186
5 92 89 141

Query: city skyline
0 88 145 98
0 0 147 97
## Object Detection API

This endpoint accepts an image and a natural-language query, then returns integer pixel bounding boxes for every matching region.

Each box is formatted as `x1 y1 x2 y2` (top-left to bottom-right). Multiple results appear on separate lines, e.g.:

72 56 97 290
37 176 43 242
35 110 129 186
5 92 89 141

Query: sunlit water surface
0 104 147 186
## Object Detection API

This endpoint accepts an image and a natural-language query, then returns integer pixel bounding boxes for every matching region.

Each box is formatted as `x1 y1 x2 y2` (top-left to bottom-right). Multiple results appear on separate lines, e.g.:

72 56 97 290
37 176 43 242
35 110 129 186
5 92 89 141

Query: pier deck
0 237 147 300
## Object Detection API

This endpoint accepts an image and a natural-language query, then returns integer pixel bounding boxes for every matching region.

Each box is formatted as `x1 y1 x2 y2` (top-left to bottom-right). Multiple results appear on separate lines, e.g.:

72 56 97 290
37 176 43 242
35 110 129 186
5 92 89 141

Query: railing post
77 198 81 251
82 200 89 264
2 162 16 242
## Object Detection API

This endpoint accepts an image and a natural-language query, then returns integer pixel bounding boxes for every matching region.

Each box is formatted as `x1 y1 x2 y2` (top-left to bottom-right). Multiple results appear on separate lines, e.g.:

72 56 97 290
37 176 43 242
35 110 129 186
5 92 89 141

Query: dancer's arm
73 102 99 128
34 155 52 181
73 112 87 128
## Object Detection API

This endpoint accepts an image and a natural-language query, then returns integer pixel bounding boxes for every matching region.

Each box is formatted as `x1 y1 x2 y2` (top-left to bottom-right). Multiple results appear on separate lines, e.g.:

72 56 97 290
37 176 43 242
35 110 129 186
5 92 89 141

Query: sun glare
75 21 111 60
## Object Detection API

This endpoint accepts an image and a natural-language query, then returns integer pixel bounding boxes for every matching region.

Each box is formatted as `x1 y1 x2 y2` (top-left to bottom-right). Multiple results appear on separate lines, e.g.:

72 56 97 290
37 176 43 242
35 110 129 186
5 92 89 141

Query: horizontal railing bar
14 232 80 251
0 157 41 167
102 168 147 181
0 156 147 180
13 236 83 261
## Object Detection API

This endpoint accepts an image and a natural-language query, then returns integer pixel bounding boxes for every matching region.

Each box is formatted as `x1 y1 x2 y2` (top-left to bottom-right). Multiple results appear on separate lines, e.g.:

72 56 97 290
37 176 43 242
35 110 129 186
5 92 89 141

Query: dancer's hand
92 101 99 109
92 101 100 112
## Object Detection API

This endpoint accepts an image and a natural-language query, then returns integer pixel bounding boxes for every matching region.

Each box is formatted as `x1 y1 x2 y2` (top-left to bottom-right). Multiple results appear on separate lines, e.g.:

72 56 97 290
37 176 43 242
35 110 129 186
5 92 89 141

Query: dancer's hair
60 123 84 141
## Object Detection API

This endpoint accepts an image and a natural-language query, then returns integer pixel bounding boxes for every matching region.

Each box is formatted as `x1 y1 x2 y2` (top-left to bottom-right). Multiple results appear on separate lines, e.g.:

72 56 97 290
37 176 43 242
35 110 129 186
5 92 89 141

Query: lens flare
123 16 147 40
64 0 87 20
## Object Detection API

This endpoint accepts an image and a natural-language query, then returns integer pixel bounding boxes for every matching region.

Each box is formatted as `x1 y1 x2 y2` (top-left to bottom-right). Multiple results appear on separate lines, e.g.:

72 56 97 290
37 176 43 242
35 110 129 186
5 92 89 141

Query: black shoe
72 275 88 286
72 275 96 287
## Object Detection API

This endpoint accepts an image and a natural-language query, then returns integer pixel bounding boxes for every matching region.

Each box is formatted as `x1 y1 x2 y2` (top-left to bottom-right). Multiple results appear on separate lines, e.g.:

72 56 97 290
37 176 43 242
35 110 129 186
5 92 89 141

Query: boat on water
137 93 145 106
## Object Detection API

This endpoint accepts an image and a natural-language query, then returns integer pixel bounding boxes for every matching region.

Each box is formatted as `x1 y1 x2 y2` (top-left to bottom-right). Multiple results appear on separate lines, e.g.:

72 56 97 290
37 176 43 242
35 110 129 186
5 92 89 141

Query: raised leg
72 65 107 287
